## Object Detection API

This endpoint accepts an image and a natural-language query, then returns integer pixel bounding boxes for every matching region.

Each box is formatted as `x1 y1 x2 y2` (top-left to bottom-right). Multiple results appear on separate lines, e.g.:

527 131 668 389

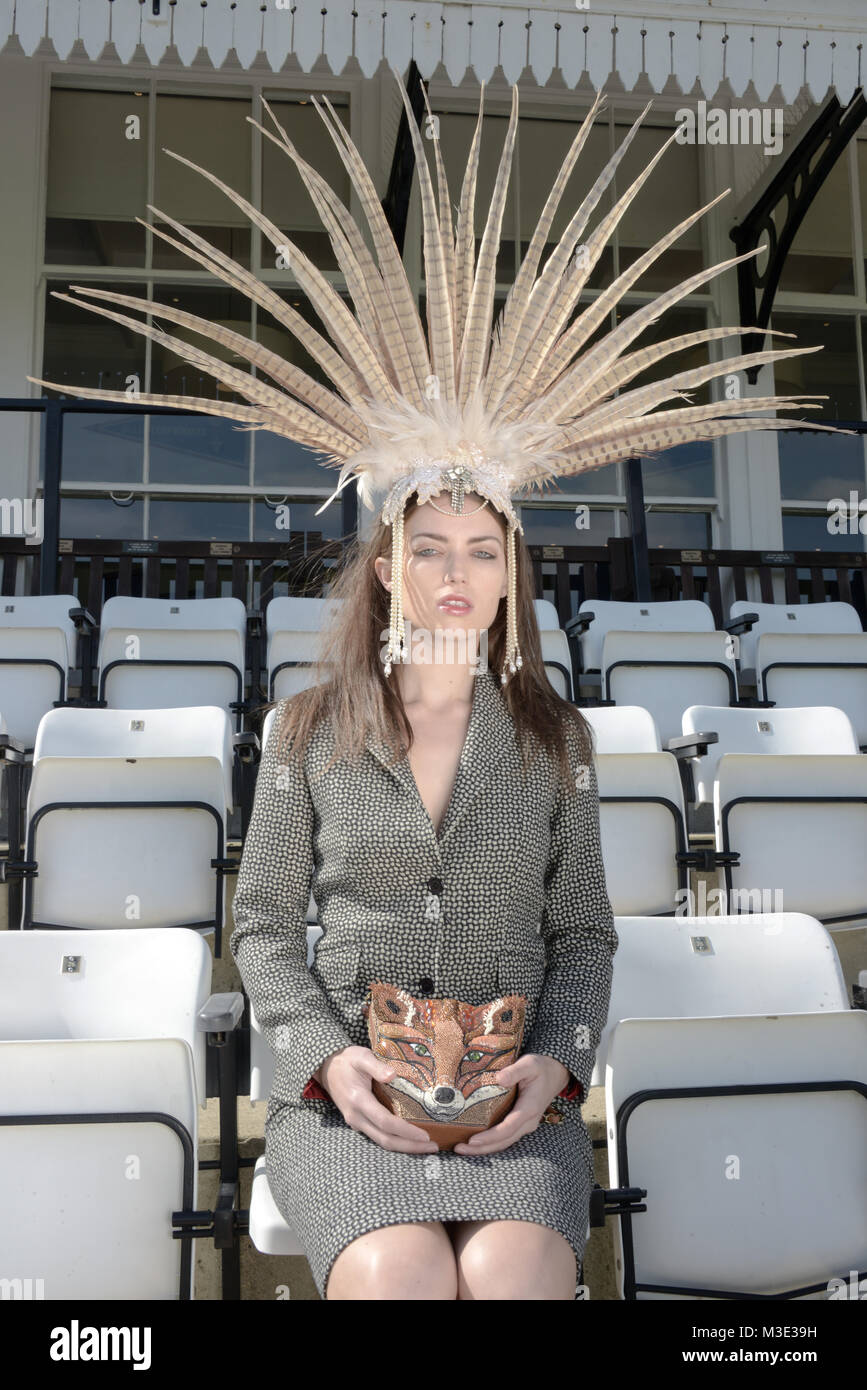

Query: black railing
0 533 864 633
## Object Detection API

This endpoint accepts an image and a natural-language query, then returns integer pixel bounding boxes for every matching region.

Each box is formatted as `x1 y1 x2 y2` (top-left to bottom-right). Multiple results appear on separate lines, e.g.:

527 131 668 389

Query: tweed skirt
264 1092 595 1299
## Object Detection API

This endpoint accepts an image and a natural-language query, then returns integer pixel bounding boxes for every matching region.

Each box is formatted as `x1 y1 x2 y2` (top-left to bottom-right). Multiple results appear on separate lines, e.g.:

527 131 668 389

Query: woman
230 485 618 1300
28 68 835 1298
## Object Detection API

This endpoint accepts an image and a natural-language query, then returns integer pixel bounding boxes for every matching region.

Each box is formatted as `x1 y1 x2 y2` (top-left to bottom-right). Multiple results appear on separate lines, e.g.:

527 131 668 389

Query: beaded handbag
362 979 526 1151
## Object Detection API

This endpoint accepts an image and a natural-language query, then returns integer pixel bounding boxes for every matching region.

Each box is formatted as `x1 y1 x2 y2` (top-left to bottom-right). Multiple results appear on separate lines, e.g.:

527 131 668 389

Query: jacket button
419 976 435 994
427 877 443 895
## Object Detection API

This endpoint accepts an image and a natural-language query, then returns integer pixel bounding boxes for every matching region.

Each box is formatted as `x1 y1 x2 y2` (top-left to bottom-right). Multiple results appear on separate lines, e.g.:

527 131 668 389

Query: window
41 83 351 543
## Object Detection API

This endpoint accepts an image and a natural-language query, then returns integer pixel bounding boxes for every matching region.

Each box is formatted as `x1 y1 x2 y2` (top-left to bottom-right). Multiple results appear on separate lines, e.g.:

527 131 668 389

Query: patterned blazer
230 669 618 1113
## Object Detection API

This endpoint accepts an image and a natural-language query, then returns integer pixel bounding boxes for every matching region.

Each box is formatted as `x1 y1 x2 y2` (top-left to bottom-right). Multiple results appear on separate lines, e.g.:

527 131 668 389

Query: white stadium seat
265 595 342 701
681 704 861 809
0 594 82 749
20 705 236 954
533 598 575 700
573 599 741 745
581 706 691 915
97 596 248 729
0 928 215 1299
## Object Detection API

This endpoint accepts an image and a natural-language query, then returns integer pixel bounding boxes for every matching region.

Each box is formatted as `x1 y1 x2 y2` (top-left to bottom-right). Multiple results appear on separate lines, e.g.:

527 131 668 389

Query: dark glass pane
259 229 337 275
774 135 853 294
254 498 344 545
520 506 616 546
152 223 250 272
778 429 866 502
536 463 618 497
642 442 714 498
150 283 254 399
148 284 253 486
528 240 614 289
782 512 866 553
253 286 354 485
255 434 342 488
149 416 250 487
148 497 249 541
59 493 144 539
60 414 145 486
611 120 703 292
604 306 715 496
42 279 147 397
617 241 704 291
646 511 711 548
45 218 146 268
46 89 148 268
153 94 252 270
771 313 860 422
613 303 709 402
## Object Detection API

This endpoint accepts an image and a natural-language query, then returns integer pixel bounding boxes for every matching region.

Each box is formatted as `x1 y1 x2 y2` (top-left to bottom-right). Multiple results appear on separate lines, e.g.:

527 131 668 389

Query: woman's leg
448 1219 577 1300
325 1220 459 1300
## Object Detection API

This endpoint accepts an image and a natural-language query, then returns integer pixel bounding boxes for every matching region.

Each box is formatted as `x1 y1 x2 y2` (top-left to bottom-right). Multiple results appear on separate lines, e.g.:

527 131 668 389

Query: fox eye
411 1043 430 1056
465 1050 483 1062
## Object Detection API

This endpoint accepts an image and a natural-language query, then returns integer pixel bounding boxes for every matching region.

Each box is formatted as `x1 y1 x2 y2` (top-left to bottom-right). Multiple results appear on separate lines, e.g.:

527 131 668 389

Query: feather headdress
29 70 843 683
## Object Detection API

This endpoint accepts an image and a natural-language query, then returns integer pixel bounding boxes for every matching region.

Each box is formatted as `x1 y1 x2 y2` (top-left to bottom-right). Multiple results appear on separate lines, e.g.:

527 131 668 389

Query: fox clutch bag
362 980 527 1151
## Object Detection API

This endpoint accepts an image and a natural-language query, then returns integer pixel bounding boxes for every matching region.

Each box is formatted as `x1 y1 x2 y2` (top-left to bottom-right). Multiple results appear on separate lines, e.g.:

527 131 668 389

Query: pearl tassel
501 519 523 685
383 502 407 677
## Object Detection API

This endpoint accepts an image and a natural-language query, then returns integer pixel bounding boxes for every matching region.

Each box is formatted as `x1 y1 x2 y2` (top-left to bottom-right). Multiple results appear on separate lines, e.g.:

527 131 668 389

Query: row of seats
3 916 864 1299
3 699 864 953
571 598 867 749
583 702 867 930
1 594 864 751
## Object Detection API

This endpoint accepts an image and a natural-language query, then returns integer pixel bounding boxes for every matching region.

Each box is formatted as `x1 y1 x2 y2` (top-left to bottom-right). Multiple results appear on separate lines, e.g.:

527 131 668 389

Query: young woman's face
375 493 508 638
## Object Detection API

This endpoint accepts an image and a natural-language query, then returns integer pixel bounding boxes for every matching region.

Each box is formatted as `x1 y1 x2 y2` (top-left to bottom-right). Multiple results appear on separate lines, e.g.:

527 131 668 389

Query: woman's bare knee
454 1220 577 1300
326 1221 458 1300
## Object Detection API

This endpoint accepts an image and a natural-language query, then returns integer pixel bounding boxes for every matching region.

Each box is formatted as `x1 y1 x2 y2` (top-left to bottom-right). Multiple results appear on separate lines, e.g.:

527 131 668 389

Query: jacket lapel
365 669 516 847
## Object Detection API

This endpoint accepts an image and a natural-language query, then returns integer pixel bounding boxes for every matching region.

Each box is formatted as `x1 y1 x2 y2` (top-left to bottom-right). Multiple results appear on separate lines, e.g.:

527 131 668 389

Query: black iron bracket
730 90 867 382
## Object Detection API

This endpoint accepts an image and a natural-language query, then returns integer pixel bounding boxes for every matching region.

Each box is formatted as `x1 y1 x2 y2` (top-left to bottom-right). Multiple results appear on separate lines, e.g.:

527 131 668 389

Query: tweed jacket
230 669 618 1113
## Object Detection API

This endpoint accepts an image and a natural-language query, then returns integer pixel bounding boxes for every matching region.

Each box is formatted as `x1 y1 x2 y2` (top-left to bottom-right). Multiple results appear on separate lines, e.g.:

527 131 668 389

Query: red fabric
558 1077 582 1101
303 1077 331 1101
303 1074 582 1103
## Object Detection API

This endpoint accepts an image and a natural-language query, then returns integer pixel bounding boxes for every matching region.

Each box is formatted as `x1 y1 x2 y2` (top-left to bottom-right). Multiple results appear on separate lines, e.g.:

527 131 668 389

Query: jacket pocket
310 937 363 992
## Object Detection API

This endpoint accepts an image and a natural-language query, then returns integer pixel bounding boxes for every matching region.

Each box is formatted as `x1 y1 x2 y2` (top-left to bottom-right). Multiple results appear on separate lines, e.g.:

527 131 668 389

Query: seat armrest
666 731 718 759
724 612 758 636
67 605 97 633
565 611 594 637
0 733 28 762
197 991 245 1033
233 731 261 765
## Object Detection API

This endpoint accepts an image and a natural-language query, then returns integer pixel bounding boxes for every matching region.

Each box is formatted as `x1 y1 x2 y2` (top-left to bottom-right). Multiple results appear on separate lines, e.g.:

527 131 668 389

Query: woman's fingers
453 1092 543 1154
356 1092 438 1150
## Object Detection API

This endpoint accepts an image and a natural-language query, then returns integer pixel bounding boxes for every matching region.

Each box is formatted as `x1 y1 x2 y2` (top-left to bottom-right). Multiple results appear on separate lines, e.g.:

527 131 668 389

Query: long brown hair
258 497 595 792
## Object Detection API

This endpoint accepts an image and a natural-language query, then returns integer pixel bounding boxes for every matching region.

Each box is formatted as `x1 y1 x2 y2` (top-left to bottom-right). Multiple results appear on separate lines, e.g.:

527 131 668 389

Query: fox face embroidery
363 980 527 1150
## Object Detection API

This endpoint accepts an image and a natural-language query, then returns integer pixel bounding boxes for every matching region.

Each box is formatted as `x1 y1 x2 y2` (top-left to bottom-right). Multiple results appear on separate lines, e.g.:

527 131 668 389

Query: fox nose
434 1086 455 1103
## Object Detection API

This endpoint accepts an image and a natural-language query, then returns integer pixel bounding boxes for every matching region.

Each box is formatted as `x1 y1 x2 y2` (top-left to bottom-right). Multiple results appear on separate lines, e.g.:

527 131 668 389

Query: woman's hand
453 1054 570 1156
318 1046 439 1154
